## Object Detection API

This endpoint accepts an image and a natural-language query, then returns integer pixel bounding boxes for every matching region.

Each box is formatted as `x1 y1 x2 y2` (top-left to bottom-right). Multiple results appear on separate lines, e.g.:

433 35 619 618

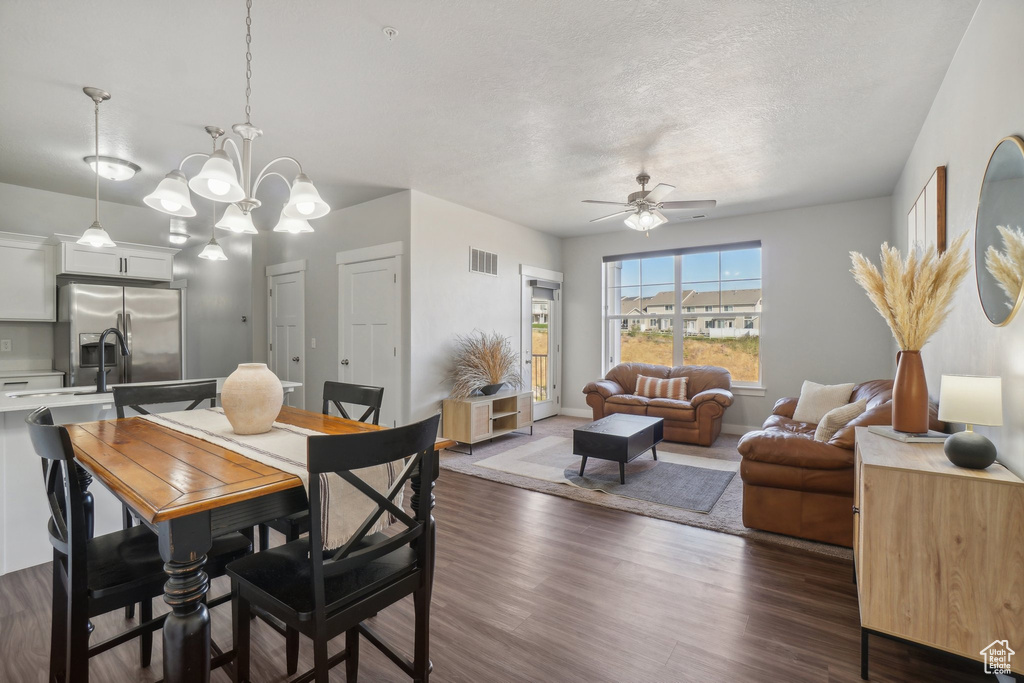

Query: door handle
340 359 350 365
125 313 133 383
292 356 300 362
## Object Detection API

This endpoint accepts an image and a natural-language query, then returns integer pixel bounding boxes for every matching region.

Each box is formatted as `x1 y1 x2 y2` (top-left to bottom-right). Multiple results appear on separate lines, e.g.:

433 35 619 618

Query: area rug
563 460 735 513
440 416 852 560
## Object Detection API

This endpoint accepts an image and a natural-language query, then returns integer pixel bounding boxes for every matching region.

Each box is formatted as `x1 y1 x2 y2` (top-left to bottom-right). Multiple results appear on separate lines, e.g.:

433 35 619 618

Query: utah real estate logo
980 640 1015 675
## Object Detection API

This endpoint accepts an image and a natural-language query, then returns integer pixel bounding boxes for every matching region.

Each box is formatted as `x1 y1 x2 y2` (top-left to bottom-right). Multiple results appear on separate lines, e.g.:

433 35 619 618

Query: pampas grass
447 330 523 399
850 232 971 351
985 225 1024 308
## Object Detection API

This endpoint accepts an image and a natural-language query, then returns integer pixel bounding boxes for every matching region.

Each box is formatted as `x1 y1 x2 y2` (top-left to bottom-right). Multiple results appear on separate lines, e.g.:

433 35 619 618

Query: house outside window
603 243 762 385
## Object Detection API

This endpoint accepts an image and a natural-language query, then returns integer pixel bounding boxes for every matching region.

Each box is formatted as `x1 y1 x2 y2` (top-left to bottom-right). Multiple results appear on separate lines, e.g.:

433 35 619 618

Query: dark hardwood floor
0 469 988 682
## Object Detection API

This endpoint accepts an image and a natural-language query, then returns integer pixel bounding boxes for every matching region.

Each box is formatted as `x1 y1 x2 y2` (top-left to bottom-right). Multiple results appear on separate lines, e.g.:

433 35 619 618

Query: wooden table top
66 405 454 524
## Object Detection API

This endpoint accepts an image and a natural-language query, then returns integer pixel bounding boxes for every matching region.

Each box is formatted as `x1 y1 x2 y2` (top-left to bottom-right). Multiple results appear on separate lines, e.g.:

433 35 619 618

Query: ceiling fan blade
582 200 632 206
659 200 718 210
589 209 634 223
643 183 675 204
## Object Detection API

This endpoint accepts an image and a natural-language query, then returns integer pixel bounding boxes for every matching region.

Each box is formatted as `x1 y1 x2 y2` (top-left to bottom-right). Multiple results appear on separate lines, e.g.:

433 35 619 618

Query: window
604 243 761 384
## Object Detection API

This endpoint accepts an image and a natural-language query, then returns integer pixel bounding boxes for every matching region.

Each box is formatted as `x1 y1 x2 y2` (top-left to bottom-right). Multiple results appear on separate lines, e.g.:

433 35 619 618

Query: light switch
311 338 317 349
0 339 11 353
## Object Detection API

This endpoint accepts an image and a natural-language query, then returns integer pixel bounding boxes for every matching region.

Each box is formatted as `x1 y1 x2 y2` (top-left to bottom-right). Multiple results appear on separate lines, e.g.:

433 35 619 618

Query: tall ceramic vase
221 363 284 435
892 350 929 433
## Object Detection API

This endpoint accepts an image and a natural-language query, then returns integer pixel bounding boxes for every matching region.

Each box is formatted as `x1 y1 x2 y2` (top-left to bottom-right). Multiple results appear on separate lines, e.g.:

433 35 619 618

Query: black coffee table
573 414 664 484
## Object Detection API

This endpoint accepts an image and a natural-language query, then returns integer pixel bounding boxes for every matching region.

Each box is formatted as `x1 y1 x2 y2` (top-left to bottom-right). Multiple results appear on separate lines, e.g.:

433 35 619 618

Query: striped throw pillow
635 375 688 401
813 399 868 442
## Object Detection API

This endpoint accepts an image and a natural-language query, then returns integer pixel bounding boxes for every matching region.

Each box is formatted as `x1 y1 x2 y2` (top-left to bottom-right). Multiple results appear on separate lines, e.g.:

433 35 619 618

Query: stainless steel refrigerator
55 284 183 388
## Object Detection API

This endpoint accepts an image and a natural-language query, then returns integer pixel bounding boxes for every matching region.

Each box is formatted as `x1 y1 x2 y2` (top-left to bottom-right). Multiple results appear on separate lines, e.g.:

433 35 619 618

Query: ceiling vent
469 247 498 276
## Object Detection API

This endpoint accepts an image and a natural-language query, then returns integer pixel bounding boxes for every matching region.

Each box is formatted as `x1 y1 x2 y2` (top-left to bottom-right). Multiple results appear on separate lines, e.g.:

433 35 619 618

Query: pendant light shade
79 221 117 248
198 237 228 261
272 209 314 234
188 150 245 202
283 173 330 219
215 204 259 234
144 170 197 217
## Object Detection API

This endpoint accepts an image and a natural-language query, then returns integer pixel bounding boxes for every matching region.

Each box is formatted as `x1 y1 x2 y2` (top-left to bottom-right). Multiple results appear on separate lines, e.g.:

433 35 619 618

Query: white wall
259 191 412 409
890 0 1024 478
408 191 562 421
562 197 895 429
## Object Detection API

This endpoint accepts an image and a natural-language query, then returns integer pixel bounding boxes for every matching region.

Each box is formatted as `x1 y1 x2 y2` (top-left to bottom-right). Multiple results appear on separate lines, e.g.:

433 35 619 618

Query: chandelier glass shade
198 237 228 261
143 0 328 234
273 209 314 234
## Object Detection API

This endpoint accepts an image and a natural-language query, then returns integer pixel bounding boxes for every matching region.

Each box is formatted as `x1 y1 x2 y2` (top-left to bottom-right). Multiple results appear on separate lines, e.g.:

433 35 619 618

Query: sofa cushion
605 363 670 398
635 375 688 400
667 365 731 395
606 394 650 407
647 398 695 421
792 380 856 423
737 427 854 469
762 414 816 435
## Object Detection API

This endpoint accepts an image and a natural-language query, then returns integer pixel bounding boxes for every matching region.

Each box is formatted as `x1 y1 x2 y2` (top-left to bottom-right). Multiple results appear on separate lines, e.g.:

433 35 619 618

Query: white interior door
268 270 305 408
522 274 561 421
339 257 400 427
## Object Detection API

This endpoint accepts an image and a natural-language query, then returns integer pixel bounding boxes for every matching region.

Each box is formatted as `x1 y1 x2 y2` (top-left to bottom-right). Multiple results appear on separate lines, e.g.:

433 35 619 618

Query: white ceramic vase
221 363 284 435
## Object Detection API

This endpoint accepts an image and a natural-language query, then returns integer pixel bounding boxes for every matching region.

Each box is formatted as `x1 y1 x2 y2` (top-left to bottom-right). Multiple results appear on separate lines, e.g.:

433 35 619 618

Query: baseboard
722 422 759 436
559 408 592 418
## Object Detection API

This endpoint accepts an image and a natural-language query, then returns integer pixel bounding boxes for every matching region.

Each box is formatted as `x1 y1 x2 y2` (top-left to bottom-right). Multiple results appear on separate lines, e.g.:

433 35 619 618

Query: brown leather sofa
737 380 942 547
582 362 733 446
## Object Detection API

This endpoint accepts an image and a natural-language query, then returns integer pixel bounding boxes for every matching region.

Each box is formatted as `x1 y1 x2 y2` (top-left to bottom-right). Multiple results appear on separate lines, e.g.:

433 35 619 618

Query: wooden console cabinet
442 391 533 452
854 427 1023 677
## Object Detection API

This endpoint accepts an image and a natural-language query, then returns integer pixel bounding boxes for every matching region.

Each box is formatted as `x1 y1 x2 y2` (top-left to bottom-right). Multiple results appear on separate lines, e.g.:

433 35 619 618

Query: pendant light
198 203 228 261
169 218 190 245
77 87 117 248
145 0 328 233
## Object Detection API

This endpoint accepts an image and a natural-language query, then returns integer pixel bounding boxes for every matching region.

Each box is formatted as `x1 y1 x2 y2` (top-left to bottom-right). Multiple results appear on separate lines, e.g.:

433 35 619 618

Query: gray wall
890 0 1024 478
408 191 563 421
258 191 413 409
561 196 895 429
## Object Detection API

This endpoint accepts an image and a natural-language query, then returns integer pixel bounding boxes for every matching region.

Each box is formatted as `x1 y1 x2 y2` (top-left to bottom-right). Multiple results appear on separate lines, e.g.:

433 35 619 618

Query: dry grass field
620 333 759 382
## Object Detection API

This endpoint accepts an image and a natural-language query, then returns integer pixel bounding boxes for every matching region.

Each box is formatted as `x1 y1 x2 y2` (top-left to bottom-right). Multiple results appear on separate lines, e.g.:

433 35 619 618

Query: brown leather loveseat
737 380 942 547
582 362 733 446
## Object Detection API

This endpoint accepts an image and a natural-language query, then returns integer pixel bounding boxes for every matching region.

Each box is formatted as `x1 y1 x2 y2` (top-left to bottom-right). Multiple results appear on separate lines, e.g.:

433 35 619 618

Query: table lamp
938 375 1002 469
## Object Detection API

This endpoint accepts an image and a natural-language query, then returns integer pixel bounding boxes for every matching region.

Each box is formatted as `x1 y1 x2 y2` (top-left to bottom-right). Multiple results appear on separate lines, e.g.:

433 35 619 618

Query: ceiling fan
583 174 717 233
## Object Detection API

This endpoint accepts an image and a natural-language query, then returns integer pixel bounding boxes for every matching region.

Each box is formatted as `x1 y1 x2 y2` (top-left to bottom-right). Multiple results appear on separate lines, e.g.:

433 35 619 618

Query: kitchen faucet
96 327 130 393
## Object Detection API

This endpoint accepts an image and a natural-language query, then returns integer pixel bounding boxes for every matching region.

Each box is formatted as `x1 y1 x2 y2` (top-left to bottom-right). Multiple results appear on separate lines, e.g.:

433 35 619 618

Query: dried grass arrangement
985 225 1024 307
447 330 523 399
849 232 971 351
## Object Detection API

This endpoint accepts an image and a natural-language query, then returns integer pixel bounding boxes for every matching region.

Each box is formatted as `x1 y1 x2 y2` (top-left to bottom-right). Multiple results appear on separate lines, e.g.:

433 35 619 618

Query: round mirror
976 136 1024 326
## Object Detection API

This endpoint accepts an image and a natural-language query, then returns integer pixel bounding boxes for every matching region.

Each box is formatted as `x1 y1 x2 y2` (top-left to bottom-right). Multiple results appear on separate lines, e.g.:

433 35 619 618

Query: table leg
651 444 658 461
579 456 588 477
158 515 213 683
619 462 626 485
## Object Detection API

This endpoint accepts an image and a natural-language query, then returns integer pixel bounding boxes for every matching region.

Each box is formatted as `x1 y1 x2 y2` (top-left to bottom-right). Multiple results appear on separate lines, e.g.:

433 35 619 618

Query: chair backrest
322 381 384 425
26 407 87 561
305 413 441 611
113 380 218 419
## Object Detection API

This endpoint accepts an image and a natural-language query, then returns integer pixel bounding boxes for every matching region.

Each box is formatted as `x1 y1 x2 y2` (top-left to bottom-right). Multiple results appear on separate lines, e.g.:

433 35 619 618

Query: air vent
469 247 498 276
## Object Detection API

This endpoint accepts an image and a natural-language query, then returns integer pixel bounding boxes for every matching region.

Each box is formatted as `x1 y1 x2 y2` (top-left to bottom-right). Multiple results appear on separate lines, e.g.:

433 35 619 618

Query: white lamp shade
198 238 228 261
272 209 314 234
215 204 259 234
283 173 330 219
144 170 197 217
624 214 643 231
77 221 116 248
938 375 1003 426
188 150 245 203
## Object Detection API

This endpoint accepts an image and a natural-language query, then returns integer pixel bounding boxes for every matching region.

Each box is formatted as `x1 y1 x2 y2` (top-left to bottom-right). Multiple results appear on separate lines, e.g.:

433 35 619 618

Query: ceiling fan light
77 221 117 248
273 209 314 234
215 204 259 234
624 214 644 231
84 155 140 181
198 237 228 261
283 173 330 219
144 170 197 217
188 150 245 202
638 210 655 228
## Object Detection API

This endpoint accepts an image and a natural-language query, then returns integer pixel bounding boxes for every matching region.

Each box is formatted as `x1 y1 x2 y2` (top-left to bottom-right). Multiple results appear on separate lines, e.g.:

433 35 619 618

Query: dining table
63 405 454 683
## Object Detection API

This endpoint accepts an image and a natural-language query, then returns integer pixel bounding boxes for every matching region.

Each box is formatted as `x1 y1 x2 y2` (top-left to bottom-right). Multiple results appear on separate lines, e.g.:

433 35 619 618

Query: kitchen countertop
0 377 302 414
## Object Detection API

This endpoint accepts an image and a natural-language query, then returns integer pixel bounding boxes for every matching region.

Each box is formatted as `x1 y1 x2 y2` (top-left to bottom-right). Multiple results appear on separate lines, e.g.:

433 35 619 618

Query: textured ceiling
0 0 978 236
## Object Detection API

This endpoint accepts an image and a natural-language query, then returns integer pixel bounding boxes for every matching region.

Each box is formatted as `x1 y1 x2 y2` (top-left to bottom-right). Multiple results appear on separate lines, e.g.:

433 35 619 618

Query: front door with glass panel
528 287 560 420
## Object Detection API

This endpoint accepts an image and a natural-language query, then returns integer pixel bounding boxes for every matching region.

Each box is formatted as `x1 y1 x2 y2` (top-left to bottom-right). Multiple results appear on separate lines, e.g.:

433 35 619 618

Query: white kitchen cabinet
57 236 178 282
0 373 63 393
0 233 56 321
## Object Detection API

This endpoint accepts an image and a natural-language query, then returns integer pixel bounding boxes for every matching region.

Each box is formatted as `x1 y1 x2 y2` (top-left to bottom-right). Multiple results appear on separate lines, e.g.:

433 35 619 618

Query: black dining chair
229 413 440 683
254 380 385 675
26 407 252 683
113 379 218 619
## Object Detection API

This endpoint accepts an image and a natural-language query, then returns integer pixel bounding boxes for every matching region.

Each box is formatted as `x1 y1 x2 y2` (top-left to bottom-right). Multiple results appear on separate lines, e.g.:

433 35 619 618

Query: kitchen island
0 377 302 575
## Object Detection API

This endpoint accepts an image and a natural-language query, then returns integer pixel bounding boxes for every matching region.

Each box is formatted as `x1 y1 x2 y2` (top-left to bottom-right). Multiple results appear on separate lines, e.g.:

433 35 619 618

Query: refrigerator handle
125 312 133 384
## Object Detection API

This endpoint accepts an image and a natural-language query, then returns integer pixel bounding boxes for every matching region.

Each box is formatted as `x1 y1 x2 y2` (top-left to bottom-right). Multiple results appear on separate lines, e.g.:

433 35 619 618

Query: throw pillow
792 380 856 424
813 399 868 442
635 374 688 401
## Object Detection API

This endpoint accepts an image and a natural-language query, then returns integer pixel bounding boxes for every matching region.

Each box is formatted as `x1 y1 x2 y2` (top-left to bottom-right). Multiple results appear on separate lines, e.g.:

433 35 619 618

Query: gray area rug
440 415 852 560
564 460 735 513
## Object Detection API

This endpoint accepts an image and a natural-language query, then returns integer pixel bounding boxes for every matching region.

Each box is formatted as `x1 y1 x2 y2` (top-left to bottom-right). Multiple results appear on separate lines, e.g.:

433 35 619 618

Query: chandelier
144 0 329 235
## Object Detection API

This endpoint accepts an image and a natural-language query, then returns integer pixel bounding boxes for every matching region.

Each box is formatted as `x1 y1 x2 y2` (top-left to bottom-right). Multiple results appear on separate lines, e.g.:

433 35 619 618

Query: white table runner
139 407 400 550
